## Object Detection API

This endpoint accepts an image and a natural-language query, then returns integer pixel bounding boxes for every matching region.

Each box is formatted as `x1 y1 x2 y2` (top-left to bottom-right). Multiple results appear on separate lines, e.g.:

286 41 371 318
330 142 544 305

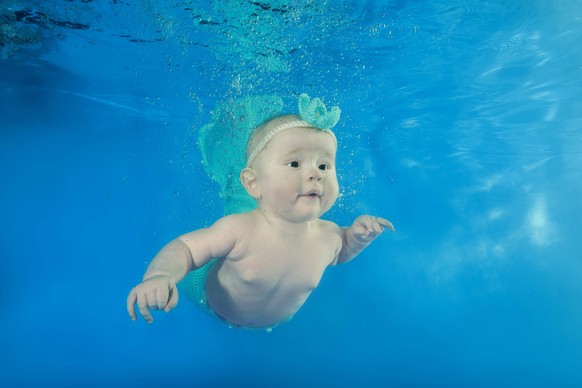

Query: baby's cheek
325 180 340 207
330 179 340 198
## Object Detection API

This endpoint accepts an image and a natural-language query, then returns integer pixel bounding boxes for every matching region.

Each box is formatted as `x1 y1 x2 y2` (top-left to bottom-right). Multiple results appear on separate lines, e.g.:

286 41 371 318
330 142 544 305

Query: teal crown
298 93 341 129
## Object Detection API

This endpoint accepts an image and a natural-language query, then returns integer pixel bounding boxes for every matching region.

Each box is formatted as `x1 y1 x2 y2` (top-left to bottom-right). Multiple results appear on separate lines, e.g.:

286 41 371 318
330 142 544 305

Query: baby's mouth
300 189 322 198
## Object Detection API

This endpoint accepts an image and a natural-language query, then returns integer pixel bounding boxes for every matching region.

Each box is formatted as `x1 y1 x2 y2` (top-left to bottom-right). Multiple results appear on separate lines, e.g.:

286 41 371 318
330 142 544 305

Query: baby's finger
137 294 154 323
164 288 179 312
126 290 138 321
156 288 169 310
378 217 395 231
372 221 383 234
146 289 159 310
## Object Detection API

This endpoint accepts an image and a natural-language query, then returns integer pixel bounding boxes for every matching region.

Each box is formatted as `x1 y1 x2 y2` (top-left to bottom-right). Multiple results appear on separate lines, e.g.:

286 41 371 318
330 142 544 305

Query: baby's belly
204 262 318 328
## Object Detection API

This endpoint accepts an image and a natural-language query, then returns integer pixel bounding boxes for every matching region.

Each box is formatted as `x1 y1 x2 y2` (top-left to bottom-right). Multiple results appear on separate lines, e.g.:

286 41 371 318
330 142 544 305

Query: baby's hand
126 274 178 323
350 215 395 243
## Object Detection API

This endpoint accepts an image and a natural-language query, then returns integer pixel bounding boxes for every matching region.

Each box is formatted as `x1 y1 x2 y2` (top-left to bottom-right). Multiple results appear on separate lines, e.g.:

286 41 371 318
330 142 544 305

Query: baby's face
253 127 339 223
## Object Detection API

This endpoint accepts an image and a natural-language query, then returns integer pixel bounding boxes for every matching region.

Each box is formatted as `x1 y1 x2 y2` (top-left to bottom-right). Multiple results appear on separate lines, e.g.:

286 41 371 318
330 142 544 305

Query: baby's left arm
336 215 395 265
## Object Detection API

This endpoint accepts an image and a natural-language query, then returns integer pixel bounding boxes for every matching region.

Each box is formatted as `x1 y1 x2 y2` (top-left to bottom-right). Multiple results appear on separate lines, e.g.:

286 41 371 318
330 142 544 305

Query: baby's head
241 114 340 222
245 114 337 168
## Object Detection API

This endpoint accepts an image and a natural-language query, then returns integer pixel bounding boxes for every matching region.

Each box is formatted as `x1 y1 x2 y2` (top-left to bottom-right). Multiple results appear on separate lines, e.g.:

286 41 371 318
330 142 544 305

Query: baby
127 112 394 330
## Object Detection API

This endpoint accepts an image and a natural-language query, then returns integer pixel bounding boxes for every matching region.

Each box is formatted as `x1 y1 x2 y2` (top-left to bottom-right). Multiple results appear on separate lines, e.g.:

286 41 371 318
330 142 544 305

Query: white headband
246 120 337 167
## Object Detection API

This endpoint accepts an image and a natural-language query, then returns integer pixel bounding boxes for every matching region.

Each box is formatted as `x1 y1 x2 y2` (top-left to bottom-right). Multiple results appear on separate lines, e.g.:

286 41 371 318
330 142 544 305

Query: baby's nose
308 168 324 181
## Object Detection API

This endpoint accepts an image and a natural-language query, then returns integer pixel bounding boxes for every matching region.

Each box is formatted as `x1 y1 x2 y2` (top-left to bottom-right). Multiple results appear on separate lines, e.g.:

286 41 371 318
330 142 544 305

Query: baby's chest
259 238 336 288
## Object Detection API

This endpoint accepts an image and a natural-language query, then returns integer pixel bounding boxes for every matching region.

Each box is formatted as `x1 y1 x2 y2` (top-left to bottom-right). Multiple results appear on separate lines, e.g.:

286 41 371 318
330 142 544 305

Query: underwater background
1 0 582 386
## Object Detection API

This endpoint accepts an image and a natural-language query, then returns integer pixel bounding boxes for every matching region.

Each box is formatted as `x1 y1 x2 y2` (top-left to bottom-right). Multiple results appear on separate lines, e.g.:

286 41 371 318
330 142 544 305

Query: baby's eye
318 163 331 171
287 161 300 168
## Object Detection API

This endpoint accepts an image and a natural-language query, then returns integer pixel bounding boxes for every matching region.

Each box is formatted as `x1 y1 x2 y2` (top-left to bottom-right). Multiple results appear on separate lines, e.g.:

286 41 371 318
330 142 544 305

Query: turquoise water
1 0 582 386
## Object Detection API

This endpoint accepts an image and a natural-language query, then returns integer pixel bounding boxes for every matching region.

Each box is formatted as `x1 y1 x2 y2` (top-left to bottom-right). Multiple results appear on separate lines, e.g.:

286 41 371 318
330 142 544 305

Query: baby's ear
240 168 261 199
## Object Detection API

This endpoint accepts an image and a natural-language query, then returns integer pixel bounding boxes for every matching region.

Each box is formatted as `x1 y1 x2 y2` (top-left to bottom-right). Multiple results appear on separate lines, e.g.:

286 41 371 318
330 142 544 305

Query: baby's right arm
126 215 240 323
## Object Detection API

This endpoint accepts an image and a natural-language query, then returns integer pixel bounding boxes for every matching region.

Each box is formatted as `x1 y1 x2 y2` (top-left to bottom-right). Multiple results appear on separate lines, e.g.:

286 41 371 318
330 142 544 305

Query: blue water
2 0 582 386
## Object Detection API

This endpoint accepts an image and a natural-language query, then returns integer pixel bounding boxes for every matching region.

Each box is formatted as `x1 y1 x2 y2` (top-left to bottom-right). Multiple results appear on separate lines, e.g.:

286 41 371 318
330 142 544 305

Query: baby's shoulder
317 219 342 237
316 220 343 262
211 211 259 234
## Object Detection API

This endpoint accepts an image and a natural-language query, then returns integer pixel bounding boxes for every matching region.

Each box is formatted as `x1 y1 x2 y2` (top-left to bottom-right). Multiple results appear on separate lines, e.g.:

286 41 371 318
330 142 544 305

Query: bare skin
127 124 394 328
